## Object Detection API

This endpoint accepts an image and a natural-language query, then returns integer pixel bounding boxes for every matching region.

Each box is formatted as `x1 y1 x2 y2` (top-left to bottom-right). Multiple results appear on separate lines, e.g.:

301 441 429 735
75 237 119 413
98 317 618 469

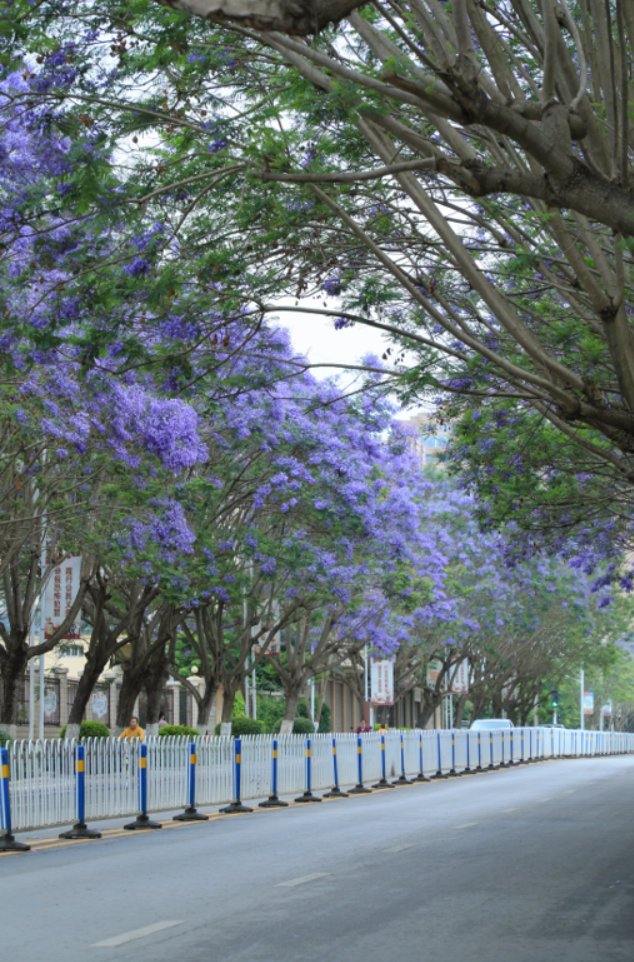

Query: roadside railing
1 727 632 834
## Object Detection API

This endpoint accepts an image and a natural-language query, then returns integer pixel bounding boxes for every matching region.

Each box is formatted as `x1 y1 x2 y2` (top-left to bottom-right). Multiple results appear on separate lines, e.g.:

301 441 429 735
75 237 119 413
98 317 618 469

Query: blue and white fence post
324 736 349 798
175 741 209 821
487 730 498 770
432 731 448 779
349 735 372 794
59 744 102 840
394 732 414 785
414 731 431 782
295 737 322 803
125 742 162 829
448 730 461 777
260 738 289 807
475 731 483 772
0 746 30 853
221 737 253 814
373 733 395 789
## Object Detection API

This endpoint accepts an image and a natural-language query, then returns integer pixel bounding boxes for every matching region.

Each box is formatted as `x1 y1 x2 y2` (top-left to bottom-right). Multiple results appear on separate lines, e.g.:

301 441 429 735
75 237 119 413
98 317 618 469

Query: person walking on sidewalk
119 716 145 741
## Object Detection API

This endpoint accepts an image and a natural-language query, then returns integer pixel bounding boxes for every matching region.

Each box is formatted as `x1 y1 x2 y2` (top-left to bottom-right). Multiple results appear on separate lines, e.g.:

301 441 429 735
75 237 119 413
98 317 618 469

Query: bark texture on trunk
156 0 366 36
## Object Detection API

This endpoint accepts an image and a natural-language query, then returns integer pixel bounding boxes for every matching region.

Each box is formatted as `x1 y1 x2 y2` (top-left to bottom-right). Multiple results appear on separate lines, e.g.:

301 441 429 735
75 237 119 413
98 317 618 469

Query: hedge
214 717 264 737
157 724 200 738
0 730 12 748
59 721 110 740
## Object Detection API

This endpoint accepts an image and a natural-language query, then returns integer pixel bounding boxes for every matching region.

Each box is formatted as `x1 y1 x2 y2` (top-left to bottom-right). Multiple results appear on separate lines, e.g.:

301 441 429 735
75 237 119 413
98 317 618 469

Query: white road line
501 807 519 813
453 822 478 829
92 921 185 948
277 873 330 888
384 844 415 853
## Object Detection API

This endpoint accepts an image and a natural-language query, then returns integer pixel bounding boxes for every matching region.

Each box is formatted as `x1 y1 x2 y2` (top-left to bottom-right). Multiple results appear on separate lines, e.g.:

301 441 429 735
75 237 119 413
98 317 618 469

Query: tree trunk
279 685 301 735
196 683 218 736
220 686 235 735
115 667 143 734
65 655 110 737
0 637 28 732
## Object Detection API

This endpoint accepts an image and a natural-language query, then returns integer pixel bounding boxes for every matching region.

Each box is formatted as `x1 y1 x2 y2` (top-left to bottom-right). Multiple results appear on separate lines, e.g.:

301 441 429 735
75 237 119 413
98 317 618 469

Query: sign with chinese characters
601 698 613 716
371 658 394 706
44 556 81 640
583 691 595 715
450 659 469 694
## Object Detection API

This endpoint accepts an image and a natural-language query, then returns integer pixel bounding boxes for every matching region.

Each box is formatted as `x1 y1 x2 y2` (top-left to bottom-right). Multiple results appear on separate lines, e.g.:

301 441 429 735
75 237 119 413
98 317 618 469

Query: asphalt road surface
2 754 633 962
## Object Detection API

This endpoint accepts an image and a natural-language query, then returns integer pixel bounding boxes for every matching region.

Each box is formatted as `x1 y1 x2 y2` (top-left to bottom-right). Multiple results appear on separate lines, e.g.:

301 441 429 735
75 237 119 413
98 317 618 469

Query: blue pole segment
235 737 242 802
0 746 30 852
273 739 279 796
401 734 406 778
77 745 85 825
1 747 12 837
357 736 363 784
189 742 196 809
307 738 312 794
333 738 339 789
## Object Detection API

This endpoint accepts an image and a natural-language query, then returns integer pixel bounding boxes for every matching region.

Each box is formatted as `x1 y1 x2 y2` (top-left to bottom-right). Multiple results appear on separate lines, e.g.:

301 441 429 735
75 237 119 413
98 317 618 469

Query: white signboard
583 691 595 715
91 691 109 719
43 690 57 717
253 633 281 658
371 658 394 706
44 556 81 640
450 659 469 694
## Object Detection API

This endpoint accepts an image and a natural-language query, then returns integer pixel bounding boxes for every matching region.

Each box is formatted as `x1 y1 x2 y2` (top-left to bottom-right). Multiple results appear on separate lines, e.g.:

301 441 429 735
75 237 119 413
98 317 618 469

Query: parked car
470 719 514 730
539 723 566 729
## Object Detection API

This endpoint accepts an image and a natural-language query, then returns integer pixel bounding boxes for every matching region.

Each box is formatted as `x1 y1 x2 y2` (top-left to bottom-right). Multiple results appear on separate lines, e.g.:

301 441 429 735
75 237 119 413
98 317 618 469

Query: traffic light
551 689 559 708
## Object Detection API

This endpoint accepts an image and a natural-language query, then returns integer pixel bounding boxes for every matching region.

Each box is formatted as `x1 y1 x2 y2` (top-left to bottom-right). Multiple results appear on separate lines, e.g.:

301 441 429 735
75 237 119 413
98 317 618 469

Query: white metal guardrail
2 728 633 833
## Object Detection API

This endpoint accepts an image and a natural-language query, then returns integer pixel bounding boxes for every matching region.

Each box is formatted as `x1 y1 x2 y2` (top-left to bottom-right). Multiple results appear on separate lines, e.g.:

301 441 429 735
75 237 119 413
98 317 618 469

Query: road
1 754 633 962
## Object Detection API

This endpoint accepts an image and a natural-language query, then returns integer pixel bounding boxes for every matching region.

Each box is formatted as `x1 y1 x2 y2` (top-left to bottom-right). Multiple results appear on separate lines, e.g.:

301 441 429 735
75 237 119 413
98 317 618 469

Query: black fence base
219 801 253 814
413 772 432 782
258 795 289 808
294 791 322 803
0 833 30 852
348 783 372 794
59 822 102 840
432 770 449 779
372 778 396 789
323 787 349 798
448 769 462 777
393 775 414 786
124 814 162 830
173 806 209 822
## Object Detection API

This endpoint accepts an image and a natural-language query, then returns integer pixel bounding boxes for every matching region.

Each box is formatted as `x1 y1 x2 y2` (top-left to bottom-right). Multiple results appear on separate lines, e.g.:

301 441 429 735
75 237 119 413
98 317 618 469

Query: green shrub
317 703 332 733
157 724 200 738
273 716 316 735
0 730 12 748
60 721 110 740
213 717 264 736
257 695 286 733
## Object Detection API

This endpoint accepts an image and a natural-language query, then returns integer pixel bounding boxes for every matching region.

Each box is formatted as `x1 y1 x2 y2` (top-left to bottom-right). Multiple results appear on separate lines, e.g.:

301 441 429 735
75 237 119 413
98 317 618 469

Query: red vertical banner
371 658 394 706
44 556 81 640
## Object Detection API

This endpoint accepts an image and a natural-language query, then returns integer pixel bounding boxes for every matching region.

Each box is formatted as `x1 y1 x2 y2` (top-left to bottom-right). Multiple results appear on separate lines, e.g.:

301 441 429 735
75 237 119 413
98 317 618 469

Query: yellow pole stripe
358 747 362 754
381 744 385 751
307 749 311 757
1 765 8 778
77 760 84 772
236 754 241 764
273 750 277 758
140 758 146 768
191 755 197 764
332 748 336 755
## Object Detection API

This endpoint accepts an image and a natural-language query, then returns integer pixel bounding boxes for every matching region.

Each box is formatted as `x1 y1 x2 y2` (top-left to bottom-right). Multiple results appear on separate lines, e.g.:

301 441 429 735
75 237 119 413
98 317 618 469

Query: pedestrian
355 720 371 734
158 712 168 729
118 716 145 741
